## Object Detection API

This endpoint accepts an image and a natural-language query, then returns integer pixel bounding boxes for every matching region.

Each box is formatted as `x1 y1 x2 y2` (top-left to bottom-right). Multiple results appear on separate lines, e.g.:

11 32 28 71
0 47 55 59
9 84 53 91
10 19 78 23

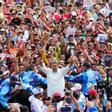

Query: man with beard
41 57 74 97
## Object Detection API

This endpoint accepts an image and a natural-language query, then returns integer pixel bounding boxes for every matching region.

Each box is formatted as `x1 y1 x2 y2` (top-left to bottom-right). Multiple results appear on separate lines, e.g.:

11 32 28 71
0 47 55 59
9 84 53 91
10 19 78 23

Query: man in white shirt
65 20 76 40
29 88 47 112
41 57 74 97
71 83 86 111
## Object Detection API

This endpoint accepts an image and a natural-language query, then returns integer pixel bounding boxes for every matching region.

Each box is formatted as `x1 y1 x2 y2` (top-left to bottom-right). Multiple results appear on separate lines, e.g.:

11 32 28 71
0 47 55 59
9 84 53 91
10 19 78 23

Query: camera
102 54 112 66
97 80 107 89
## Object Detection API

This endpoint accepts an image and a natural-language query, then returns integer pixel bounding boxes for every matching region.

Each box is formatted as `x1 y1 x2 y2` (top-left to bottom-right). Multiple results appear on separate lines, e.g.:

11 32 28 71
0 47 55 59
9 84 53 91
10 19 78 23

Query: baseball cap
1 29 6 32
67 3 73 7
88 89 97 96
32 88 44 95
71 11 77 16
53 92 62 98
45 2 50 5
2 70 9 76
71 83 82 91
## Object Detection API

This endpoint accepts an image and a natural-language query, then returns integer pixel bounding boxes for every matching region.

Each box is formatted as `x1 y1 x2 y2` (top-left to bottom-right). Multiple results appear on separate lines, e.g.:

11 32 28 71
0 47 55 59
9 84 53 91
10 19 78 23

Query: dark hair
52 96 61 103
0 2 2 7
43 97 50 101
27 65 34 71
110 22 112 27
98 13 104 18
20 105 29 112
73 108 80 112
24 18 32 24
88 94 96 101
83 62 91 69
69 35 73 38
0 49 2 53
11 17 22 26
75 2 83 7
0 71 3 75
73 91 80 100
109 13 112 17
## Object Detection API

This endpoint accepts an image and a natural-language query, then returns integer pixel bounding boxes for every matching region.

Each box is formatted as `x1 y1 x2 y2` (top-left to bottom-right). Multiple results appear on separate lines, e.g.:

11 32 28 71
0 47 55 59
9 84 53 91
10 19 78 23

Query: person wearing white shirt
71 83 86 111
41 57 74 97
65 21 76 40
29 88 46 112
23 30 30 42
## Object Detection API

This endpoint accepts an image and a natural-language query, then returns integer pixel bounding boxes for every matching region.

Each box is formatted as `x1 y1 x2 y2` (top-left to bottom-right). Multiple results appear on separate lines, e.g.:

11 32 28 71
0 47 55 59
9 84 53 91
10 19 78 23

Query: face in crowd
51 62 58 72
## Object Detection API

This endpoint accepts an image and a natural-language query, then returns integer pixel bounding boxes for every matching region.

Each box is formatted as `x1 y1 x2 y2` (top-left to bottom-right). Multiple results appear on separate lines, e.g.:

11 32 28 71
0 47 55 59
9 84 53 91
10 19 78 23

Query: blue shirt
0 79 11 108
21 71 47 91
94 71 102 82
0 78 2 85
29 72 47 87
68 69 96 95
70 65 77 73
72 93 86 111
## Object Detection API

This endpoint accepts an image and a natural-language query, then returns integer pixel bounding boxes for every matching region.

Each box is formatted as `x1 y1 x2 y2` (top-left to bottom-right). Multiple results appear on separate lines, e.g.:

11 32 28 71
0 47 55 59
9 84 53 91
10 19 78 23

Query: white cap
71 83 82 91
1 29 5 32
89 17 94 21
0 0 4 4
45 2 50 5
32 88 44 95
71 11 77 16
3 70 9 76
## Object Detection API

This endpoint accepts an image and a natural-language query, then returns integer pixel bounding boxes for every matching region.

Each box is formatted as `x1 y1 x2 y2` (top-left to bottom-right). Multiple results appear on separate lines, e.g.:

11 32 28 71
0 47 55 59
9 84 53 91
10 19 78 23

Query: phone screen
60 106 72 112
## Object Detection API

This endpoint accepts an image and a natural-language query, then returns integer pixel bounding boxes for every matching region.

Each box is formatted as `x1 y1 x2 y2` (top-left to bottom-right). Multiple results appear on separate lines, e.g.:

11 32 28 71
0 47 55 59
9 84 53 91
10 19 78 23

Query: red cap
88 89 97 96
53 92 62 98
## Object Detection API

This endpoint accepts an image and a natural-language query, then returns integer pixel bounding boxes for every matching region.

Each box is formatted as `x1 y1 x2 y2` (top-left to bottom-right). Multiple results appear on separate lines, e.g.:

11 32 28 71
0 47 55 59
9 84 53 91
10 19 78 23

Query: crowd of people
0 0 112 112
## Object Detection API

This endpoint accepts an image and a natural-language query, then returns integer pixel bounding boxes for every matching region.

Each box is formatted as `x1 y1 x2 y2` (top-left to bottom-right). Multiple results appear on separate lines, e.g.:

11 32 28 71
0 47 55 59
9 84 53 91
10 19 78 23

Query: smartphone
60 106 72 112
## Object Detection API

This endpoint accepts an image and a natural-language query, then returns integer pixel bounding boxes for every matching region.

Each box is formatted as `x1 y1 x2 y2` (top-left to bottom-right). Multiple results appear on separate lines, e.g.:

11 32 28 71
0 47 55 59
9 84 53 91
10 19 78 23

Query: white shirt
23 30 30 42
66 26 76 38
42 66 70 97
78 92 86 103
83 0 94 9
44 6 55 13
29 95 46 112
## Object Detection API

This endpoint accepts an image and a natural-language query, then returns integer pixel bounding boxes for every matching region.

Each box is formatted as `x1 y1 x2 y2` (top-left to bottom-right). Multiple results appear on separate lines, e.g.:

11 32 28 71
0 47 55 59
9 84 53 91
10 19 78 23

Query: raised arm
67 72 86 83
68 56 75 68
61 56 75 75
